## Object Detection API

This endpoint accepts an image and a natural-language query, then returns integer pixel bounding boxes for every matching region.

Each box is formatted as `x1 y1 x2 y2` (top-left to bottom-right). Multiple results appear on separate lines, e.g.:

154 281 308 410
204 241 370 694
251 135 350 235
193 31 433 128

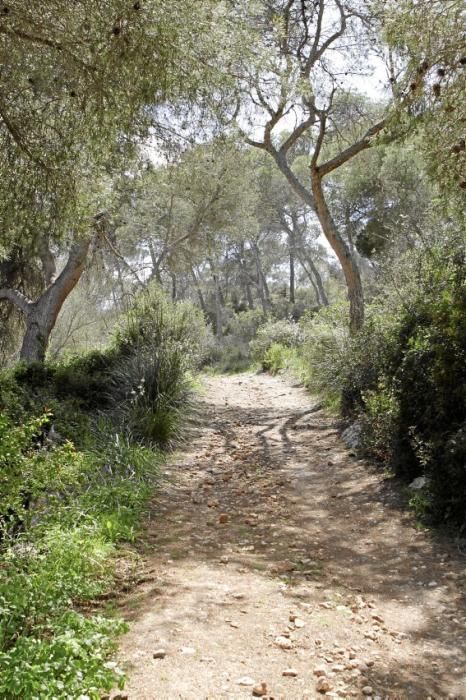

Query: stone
218 513 229 524
341 420 363 449
152 648 167 659
236 677 255 686
179 646 196 655
316 677 333 693
313 666 328 677
275 635 293 649
362 686 374 696
271 560 295 574
282 668 298 677
409 476 427 490
252 682 268 696
294 618 306 628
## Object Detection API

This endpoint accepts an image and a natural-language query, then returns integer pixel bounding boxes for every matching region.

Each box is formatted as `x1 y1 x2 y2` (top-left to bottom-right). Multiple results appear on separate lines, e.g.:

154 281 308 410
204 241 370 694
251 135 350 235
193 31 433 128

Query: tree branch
317 118 387 177
0 288 33 314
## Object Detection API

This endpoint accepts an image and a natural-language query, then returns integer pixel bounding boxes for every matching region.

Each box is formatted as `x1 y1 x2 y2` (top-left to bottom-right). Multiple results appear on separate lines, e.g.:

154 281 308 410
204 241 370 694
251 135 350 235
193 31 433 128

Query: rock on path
112 373 466 699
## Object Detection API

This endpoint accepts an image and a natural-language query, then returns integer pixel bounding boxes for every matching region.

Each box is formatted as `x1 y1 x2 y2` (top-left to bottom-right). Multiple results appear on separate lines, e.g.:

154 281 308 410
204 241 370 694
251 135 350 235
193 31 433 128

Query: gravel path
112 373 466 699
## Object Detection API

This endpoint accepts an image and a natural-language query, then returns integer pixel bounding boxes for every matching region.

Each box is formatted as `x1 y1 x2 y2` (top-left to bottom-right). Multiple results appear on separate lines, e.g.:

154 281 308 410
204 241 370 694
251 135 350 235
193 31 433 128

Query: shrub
306 246 466 528
251 319 303 368
109 286 207 446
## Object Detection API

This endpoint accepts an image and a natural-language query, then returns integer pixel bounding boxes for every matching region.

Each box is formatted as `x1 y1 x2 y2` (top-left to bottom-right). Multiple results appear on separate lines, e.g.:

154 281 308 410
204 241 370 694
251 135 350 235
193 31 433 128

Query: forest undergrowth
0 288 207 698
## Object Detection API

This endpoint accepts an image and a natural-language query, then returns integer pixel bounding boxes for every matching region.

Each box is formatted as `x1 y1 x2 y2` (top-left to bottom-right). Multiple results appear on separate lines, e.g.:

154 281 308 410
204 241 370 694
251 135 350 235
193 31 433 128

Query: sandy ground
110 373 466 700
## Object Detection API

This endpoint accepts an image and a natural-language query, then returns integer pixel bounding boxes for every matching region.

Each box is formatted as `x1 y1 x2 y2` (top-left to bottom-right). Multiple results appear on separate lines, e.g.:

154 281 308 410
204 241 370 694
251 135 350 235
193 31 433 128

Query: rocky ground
110 373 466 700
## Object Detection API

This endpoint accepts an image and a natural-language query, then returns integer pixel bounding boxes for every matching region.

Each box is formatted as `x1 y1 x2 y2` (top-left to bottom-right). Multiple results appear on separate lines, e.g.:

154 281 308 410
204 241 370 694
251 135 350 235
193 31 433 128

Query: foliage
111 284 208 444
381 0 466 211
0 282 212 695
251 319 303 368
0 399 161 696
297 239 466 528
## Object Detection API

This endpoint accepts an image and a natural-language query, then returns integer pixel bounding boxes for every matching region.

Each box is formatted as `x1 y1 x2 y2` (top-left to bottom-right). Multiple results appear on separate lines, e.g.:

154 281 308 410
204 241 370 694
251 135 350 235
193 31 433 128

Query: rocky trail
111 373 466 699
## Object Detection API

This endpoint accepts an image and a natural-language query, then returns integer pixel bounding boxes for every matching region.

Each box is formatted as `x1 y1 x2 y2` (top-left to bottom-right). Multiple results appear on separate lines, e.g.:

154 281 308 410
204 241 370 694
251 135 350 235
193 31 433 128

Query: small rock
409 476 427 490
316 677 333 693
237 676 255 686
274 635 293 649
152 648 167 659
282 668 298 677
313 666 327 677
252 682 268 697
219 513 229 524
362 686 374 696
294 618 306 628
220 555 230 564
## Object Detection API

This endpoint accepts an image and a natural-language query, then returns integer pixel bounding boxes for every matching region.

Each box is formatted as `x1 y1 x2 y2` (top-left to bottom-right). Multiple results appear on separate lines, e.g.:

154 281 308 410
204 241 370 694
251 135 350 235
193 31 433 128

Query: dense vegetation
0 289 206 696
0 0 464 696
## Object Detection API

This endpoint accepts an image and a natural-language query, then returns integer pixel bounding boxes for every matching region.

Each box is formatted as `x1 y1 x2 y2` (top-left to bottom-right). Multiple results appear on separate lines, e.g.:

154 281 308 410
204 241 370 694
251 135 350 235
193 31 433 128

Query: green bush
0 416 161 697
302 245 466 528
0 283 208 696
251 319 303 368
109 285 206 446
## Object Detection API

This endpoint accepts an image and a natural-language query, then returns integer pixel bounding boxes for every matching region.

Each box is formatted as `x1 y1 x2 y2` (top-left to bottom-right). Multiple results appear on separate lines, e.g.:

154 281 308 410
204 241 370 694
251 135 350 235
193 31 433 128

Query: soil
111 372 466 700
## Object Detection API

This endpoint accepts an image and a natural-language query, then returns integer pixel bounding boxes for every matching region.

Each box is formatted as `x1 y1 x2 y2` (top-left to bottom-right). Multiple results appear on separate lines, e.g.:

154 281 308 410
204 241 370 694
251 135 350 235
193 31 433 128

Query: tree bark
0 237 92 362
311 169 363 332
298 250 329 307
288 228 295 305
190 267 207 314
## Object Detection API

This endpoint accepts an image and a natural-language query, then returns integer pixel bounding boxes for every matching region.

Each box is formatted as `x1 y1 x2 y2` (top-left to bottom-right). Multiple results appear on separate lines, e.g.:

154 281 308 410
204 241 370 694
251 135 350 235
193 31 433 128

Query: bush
302 245 466 528
0 283 209 696
110 285 207 445
251 319 303 368
0 414 161 697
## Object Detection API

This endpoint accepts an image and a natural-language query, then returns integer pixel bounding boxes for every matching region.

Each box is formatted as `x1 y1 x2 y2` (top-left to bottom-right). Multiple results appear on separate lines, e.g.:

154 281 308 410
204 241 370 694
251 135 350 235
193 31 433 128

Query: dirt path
112 373 466 699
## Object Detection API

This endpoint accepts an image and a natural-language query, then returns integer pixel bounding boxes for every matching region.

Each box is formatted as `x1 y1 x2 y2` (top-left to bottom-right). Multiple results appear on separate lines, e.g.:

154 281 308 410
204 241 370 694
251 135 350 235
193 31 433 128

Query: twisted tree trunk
310 169 364 332
0 237 92 362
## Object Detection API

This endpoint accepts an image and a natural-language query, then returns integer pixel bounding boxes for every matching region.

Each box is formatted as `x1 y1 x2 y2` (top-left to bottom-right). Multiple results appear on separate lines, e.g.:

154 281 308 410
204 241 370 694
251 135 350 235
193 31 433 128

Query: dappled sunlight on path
112 373 466 699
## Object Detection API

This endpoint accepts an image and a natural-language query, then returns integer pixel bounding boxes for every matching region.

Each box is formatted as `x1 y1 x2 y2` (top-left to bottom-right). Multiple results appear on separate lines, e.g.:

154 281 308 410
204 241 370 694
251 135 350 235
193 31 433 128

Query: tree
0 1 247 361
238 0 391 332
380 0 466 208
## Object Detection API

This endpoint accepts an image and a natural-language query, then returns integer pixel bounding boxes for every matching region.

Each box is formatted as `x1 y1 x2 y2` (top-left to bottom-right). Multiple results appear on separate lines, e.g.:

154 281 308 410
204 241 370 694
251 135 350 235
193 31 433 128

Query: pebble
252 682 268 696
179 646 196 655
282 668 298 677
275 635 293 649
218 513 229 524
313 666 328 677
236 676 255 686
316 677 333 693
362 686 374 696
152 648 167 659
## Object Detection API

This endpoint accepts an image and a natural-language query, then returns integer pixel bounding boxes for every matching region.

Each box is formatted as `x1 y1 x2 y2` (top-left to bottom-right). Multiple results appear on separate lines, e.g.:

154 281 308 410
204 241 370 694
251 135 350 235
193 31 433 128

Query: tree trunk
289 228 295 305
252 242 271 313
239 243 254 310
190 267 207 314
0 237 92 362
298 250 329 307
270 150 364 333
310 169 364 332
